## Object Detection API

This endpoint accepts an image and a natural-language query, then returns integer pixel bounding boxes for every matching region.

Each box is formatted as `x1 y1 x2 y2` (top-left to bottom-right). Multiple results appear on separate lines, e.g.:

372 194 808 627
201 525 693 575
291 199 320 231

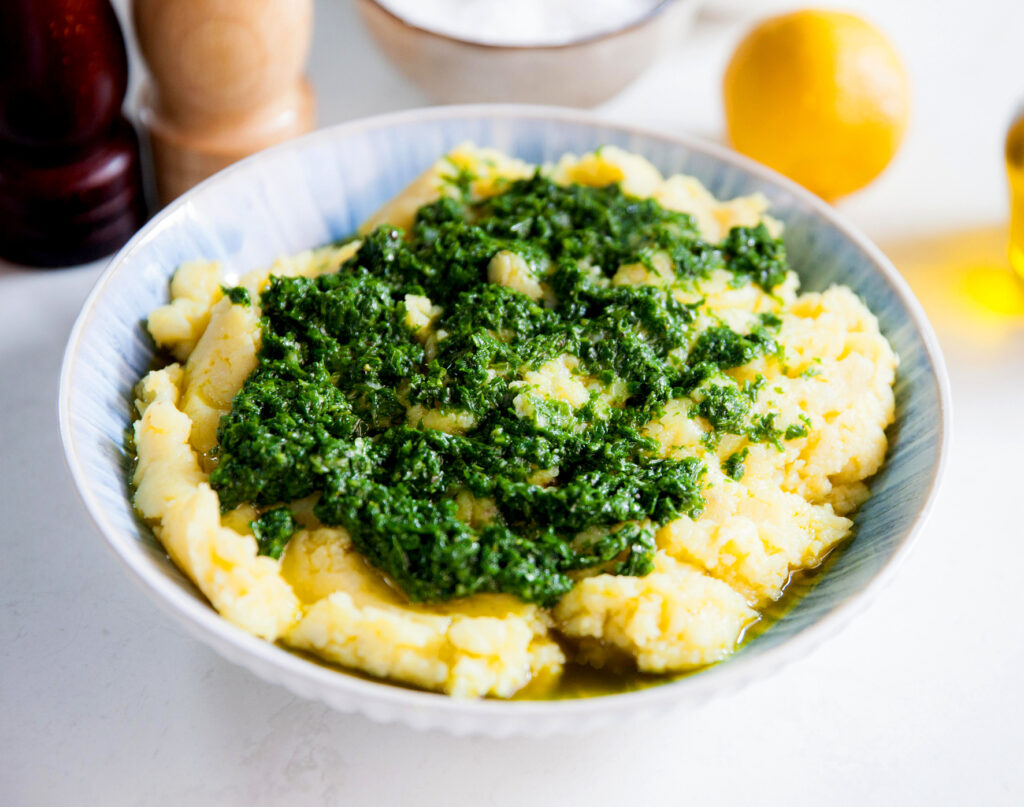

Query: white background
3 1 1023 804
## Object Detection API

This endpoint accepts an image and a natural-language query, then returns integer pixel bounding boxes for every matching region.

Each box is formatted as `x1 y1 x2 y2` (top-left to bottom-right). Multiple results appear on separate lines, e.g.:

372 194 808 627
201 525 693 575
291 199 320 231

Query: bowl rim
59 103 952 732
356 0 686 51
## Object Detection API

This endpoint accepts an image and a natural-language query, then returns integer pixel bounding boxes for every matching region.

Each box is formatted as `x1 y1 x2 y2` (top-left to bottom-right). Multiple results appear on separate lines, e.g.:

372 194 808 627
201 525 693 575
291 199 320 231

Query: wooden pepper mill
0 0 147 267
131 0 316 205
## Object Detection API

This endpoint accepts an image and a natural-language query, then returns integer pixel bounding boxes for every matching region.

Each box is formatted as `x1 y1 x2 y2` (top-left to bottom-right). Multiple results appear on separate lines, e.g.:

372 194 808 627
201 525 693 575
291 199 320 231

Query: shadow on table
880 224 1024 361
0 255 109 279
0 256 50 277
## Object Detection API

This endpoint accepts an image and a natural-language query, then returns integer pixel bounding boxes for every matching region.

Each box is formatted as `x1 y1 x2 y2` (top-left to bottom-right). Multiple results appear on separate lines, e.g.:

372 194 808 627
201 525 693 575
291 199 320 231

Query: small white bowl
59 105 951 737
354 0 701 107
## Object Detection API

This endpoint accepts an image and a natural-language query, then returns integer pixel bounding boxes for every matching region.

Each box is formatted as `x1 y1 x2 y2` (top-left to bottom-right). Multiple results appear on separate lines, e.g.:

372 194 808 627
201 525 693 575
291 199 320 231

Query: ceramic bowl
59 105 951 737
354 0 700 107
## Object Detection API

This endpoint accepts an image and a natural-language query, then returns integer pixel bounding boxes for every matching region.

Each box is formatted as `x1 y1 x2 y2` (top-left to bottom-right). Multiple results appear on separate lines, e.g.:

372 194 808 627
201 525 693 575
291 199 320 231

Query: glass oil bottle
1005 114 1024 281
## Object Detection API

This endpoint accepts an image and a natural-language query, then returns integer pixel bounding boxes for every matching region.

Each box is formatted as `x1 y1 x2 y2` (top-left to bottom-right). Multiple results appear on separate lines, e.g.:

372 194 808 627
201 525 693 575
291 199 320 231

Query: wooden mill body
132 0 315 205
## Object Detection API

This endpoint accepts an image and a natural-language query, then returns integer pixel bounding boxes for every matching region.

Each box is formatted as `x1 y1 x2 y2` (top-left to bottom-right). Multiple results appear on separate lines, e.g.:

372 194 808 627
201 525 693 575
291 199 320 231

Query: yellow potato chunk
403 293 442 341
612 250 676 288
132 371 205 521
642 399 707 457
160 485 301 640
454 490 499 527
786 289 896 488
734 286 898 513
554 552 756 673
654 175 723 240
550 146 664 199
147 261 223 362
406 404 478 435
132 369 300 640
655 176 781 243
134 362 184 416
236 241 361 300
514 354 591 415
282 529 563 698
488 250 544 301
361 144 533 234
180 297 261 455
657 464 851 606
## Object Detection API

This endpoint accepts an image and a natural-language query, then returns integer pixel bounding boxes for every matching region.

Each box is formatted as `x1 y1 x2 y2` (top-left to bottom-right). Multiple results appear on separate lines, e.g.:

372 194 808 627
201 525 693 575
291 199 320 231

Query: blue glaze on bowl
59 106 950 736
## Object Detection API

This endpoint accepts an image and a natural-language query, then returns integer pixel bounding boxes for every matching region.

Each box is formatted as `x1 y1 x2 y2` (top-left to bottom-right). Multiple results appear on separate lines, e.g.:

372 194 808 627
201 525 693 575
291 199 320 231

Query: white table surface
3 1 1023 804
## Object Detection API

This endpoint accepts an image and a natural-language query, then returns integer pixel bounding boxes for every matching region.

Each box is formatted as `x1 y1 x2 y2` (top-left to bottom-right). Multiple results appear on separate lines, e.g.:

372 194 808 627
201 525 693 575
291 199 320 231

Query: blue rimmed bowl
59 105 951 737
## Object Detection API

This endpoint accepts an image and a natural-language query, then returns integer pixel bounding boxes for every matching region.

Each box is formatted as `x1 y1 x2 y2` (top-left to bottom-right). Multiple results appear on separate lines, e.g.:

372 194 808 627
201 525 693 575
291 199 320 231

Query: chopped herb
221 285 251 306
210 173 796 606
687 321 779 371
721 223 788 291
251 507 298 559
723 448 750 481
785 422 809 440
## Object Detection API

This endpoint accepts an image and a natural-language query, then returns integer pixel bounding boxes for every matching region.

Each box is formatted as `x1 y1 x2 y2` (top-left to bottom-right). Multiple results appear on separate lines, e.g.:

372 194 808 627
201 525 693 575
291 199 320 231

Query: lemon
723 10 910 201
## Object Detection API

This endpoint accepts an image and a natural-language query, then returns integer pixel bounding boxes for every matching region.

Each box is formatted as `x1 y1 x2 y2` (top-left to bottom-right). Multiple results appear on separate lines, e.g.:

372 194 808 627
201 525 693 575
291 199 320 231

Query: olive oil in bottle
1005 114 1024 281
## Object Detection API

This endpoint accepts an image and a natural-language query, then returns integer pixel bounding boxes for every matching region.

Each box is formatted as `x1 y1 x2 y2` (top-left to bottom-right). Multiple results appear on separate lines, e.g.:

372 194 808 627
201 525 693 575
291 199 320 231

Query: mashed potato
132 145 897 698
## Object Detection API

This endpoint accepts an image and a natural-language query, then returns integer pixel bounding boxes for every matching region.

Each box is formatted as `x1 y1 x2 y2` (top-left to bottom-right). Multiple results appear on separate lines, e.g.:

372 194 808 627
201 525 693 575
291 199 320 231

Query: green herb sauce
722 448 750 481
209 173 807 607
251 507 299 559
221 285 251 306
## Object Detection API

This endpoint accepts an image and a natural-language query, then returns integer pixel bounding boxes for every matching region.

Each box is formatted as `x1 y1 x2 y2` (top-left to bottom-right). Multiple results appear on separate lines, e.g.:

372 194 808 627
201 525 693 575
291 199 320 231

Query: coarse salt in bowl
354 0 701 107
373 0 666 47
60 105 950 737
